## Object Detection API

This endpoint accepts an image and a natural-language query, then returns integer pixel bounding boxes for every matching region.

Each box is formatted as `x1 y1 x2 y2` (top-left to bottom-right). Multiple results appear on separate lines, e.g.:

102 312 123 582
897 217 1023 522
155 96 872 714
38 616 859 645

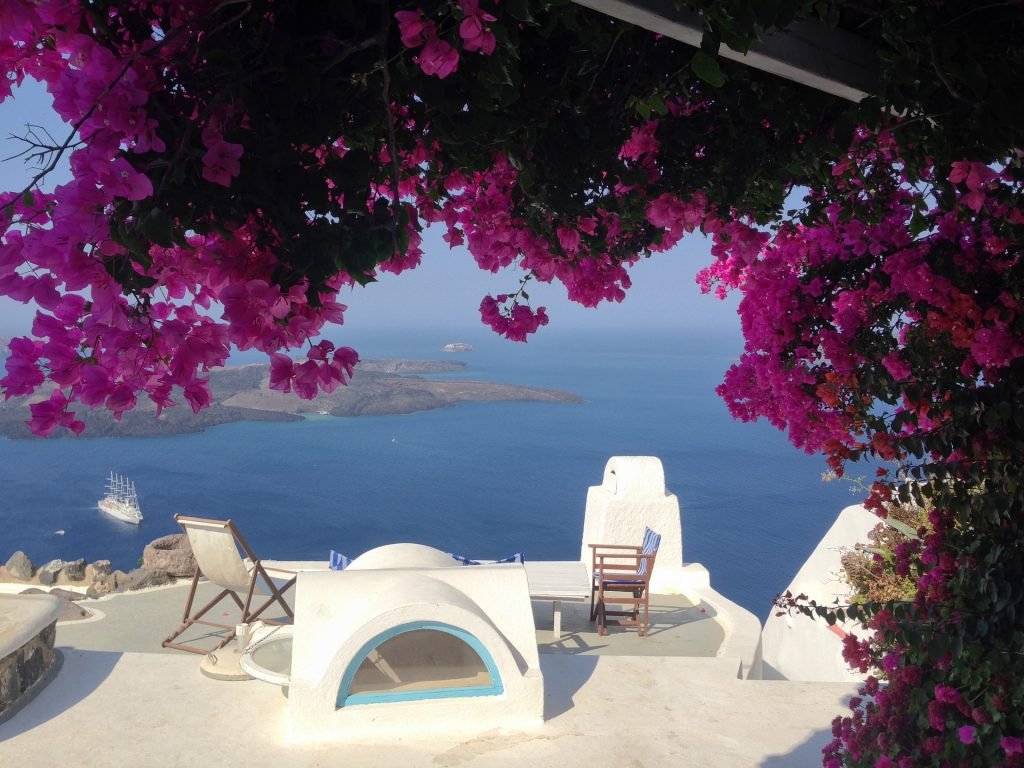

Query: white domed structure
287 544 543 742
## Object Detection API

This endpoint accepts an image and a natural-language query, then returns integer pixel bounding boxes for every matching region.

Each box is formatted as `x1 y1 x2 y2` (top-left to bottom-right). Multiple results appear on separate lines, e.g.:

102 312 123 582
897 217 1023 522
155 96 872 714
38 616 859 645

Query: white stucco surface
684 569 765 679
0 648 856 767
346 542 461 570
760 504 880 681
288 560 543 742
580 456 689 594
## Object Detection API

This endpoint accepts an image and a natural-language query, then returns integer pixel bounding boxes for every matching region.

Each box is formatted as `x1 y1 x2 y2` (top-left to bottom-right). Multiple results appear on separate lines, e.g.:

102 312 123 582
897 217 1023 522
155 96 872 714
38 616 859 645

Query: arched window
337 621 504 707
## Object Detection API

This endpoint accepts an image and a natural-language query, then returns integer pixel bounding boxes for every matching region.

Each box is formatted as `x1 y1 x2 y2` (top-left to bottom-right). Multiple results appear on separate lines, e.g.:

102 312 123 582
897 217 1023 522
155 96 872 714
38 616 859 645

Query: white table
523 561 591 638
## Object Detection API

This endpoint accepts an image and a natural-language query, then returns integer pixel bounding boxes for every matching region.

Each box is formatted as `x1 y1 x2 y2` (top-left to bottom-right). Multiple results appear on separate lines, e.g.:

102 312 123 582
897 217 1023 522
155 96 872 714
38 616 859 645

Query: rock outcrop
36 560 67 586
2 550 175 598
124 568 171 591
4 551 33 580
58 558 86 582
142 534 195 577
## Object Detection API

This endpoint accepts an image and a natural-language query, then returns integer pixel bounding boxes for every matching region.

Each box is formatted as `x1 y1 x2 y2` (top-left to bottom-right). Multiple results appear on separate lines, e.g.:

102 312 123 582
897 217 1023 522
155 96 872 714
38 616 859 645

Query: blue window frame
337 621 504 707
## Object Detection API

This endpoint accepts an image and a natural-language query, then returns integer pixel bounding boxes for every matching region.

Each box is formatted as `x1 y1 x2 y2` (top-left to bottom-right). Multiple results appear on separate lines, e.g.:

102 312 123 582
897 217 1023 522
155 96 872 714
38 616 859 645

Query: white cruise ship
98 472 143 525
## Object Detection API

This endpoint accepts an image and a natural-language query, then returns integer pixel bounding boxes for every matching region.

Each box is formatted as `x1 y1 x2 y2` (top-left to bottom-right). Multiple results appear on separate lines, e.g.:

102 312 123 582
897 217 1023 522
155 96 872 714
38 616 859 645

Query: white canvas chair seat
162 515 297 655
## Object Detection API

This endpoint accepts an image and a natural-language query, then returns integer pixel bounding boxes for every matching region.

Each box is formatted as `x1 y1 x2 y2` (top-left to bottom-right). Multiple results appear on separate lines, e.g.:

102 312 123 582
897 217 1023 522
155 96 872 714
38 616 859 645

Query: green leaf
504 0 534 23
886 518 921 540
692 51 726 88
648 93 667 116
140 208 176 248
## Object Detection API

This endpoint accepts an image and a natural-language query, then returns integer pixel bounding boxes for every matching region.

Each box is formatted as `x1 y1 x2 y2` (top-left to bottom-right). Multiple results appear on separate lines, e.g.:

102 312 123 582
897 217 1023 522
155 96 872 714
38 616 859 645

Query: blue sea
0 328 856 617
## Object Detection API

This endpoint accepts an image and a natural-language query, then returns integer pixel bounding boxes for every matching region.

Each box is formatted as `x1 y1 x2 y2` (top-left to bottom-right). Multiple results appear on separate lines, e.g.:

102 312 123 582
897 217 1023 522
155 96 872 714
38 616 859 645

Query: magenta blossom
394 10 435 49
418 37 459 78
202 139 244 187
1003 737 1024 755
957 726 976 745
557 226 581 254
98 157 153 201
458 0 497 55
269 353 294 393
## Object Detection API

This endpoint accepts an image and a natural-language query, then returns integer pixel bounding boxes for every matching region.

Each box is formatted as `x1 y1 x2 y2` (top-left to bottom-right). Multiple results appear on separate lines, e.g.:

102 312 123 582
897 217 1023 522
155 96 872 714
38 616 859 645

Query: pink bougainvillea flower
557 226 581 254
395 10 435 49
881 352 912 381
98 157 153 200
957 726 976 745
268 353 294 393
947 160 971 185
183 379 212 412
26 390 74 437
1003 737 1024 755
417 37 459 79
458 0 497 54
291 360 320 399
333 346 359 378
459 15 496 54
202 139 244 187
620 122 659 161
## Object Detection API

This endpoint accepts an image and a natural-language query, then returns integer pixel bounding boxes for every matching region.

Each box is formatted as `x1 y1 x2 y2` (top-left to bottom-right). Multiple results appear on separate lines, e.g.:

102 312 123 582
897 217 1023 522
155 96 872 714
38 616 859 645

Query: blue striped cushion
637 528 661 577
494 552 525 564
329 550 352 570
593 528 661 583
448 552 525 565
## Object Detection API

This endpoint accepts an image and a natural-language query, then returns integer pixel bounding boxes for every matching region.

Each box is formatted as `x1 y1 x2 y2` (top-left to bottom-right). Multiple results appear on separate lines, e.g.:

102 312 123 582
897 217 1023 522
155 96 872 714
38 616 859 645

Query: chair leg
162 586 241 654
244 565 296 624
177 569 202 622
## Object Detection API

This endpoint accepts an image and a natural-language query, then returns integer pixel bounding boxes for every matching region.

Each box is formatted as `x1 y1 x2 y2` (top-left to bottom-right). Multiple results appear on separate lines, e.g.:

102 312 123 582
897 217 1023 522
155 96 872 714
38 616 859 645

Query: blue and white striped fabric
637 527 661 577
493 552 526 564
447 552 525 565
329 550 352 570
447 552 481 565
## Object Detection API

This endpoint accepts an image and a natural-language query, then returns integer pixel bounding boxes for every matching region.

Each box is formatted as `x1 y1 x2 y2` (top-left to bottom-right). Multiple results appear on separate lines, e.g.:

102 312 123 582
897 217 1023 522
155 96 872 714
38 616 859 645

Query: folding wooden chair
589 527 661 637
162 515 297 654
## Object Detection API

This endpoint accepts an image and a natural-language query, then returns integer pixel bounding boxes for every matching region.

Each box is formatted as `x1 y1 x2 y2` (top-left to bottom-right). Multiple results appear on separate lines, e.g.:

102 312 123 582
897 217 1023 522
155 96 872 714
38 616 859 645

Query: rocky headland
0 355 581 439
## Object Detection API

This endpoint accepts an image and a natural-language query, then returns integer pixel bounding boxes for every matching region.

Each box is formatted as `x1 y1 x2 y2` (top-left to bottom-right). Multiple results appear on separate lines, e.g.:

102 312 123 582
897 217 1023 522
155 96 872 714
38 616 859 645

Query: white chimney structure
580 456 688 594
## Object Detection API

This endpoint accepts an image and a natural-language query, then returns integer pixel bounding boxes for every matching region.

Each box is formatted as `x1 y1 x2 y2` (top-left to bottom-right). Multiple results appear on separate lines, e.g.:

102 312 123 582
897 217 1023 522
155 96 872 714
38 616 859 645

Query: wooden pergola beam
573 0 879 103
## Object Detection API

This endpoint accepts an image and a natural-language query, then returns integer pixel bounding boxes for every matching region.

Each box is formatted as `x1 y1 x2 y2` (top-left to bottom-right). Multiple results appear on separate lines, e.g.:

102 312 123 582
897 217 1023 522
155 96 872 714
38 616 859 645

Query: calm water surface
0 329 856 616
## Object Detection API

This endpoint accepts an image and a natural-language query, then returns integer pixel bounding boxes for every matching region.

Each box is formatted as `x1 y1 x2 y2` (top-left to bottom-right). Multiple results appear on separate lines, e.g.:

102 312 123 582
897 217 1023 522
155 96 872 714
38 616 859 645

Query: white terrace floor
1 582 856 767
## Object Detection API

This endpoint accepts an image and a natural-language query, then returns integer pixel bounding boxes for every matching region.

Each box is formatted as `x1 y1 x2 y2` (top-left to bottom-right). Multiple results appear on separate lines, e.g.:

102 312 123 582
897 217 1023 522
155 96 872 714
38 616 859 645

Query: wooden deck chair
588 527 661 637
162 515 297 654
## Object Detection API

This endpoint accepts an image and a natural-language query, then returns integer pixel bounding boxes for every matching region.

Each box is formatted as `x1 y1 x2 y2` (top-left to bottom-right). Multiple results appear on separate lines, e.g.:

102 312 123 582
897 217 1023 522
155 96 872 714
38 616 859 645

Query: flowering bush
735 138 1024 765
840 497 929 606
1 0 836 432
0 2 1022 763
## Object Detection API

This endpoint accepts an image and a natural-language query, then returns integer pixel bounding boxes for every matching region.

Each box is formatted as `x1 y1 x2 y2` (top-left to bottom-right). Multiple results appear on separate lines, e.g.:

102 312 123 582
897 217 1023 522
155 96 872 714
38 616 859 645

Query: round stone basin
240 625 293 687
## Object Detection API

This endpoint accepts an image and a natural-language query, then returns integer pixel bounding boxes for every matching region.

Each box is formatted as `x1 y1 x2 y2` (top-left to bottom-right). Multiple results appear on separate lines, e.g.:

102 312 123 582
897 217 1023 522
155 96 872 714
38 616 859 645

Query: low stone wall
0 620 57 721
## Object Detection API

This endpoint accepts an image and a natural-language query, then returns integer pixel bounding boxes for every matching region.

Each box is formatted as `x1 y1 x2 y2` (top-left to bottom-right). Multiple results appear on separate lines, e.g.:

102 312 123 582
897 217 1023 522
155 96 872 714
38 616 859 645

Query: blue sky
0 78 740 342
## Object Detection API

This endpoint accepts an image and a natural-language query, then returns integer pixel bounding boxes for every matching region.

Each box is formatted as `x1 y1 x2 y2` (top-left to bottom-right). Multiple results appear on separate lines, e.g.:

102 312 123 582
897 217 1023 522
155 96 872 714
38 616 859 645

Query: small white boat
98 472 143 525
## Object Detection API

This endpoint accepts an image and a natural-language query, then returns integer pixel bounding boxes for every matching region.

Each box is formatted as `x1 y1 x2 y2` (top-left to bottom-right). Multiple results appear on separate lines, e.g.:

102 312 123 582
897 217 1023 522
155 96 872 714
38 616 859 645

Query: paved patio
0 581 856 767
51 580 726 658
